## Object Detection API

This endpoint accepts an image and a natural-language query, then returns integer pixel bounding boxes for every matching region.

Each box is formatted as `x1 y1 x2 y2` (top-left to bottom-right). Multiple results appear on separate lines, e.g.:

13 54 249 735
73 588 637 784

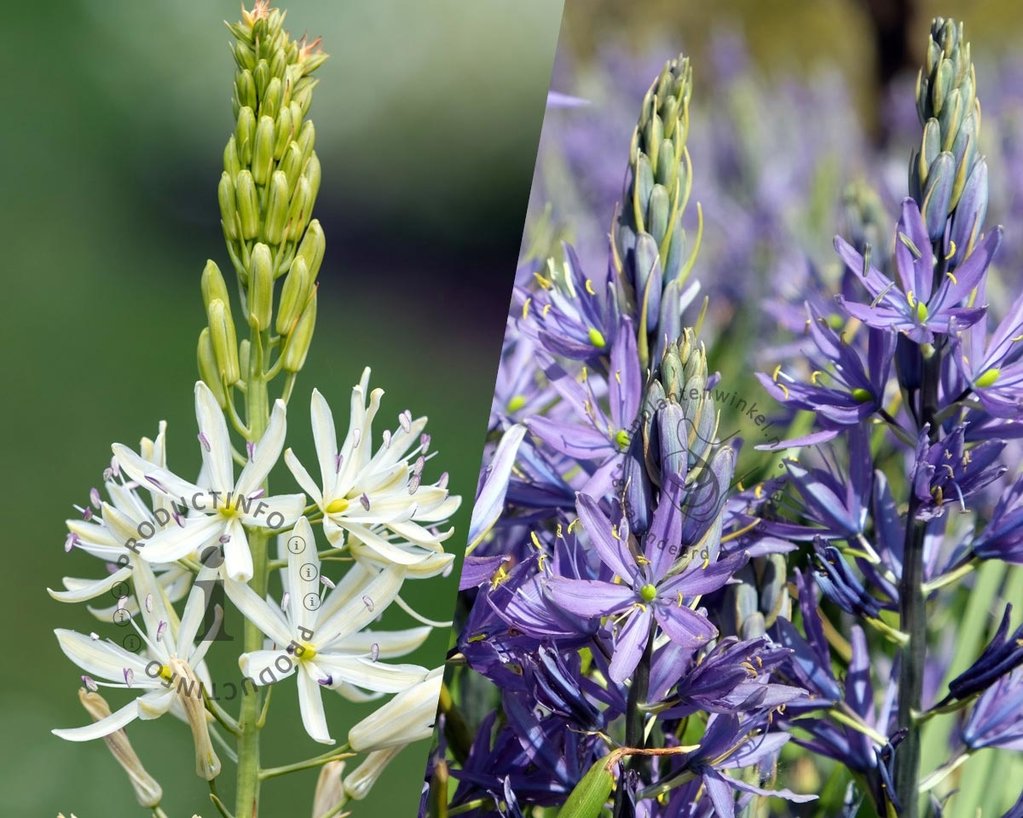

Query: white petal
178 563 220 657
297 666 334 744
315 566 405 645
223 581 292 645
317 655 428 693
55 630 153 683
138 514 224 564
239 493 306 531
236 399 288 495
111 443 200 500
222 519 254 582
284 448 323 506
310 389 340 498
48 566 133 604
239 649 296 685
348 668 442 751
194 381 235 494
52 698 140 741
327 626 432 658
285 517 320 631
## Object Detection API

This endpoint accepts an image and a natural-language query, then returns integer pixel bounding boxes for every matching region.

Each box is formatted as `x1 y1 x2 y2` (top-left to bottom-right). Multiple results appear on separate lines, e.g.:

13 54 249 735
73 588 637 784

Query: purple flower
961 669 1023 751
546 492 745 682
835 199 1000 342
945 605 1023 701
758 303 894 425
911 425 1006 519
972 474 1023 563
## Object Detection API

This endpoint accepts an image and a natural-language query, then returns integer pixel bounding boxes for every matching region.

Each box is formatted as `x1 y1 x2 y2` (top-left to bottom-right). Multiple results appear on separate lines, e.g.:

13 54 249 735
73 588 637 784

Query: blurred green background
0 1 563 815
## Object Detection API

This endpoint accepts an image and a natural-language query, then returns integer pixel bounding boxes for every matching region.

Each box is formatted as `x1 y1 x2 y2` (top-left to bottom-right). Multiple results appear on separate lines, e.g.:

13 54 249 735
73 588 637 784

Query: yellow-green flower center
588 327 607 349
851 387 872 403
615 428 631 451
976 368 1001 388
325 497 350 514
915 301 929 322
639 583 657 603
507 394 527 413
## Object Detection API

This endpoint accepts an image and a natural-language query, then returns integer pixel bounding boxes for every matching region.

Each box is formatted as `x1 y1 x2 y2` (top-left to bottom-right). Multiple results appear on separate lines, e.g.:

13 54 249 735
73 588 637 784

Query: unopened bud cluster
614 56 701 368
200 5 326 401
911 17 987 258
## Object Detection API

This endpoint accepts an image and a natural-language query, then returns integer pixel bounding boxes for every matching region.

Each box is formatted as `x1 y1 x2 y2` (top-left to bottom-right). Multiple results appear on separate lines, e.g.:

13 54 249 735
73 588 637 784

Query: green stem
260 747 353 781
236 332 270 818
895 339 940 818
614 629 654 818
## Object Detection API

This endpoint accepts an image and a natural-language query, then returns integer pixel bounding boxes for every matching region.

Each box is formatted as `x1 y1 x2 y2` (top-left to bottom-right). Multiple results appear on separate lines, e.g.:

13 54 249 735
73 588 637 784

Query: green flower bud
253 59 270 99
201 260 231 312
282 290 317 372
297 120 316 163
248 243 274 331
224 136 241 179
261 76 283 121
303 152 322 208
264 170 290 245
285 176 312 242
235 68 257 112
197 328 227 408
273 106 294 160
276 256 310 335
251 115 276 185
279 141 304 193
206 299 241 384
293 77 318 117
238 338 250 378
217 173 238 240
296 219 326 281
235 170 259 240
234 106 256 167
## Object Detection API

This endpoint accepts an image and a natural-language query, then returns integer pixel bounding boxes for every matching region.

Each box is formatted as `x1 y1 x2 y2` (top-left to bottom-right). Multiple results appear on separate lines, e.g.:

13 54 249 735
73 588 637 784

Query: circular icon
122 633 142 652
112 608 132 627
299 562 318 581
288 535 306 554
303 592 321 611
110 581 130 600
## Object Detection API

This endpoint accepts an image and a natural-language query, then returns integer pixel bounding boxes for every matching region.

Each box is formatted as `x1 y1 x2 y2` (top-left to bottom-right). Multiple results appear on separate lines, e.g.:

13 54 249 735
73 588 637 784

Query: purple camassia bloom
972 473 1023 563
546 491 747 683
515 243 620 367
656 714 816 818
944 605 1023 701
955 289 1023 418
758 303 894 426
490 330 556 428
653 635 803 719
961 668 1023 751
910 424 1006 520
527 323 641 499
835 199 1000 343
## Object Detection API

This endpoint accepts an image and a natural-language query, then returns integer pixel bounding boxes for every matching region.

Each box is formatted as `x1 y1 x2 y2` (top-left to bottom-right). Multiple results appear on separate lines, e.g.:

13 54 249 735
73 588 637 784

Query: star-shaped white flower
112 382 305 582
226 517 431 744
52 423 192 614
284 369 460 575
53 560 222 780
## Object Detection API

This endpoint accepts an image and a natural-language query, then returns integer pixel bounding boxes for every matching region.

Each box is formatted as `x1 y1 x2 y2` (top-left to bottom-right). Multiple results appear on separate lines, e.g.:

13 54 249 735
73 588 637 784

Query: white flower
348 666 443 752
52 560 222 780
284 369 460 575
226 517 431 744
50 423 191 615
112 381 306 582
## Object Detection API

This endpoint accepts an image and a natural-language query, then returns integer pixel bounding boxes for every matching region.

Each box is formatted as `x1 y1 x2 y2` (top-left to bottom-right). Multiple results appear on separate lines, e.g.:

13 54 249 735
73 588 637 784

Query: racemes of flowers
757 18 1023 818
429 55 819 818
49 5 458 817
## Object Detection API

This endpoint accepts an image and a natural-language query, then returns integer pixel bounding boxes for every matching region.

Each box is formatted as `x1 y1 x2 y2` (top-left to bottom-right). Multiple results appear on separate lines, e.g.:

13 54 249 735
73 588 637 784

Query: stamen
81 675 98 692
359 493 371 511
198 432 211 452
399 410 412 433
123 668 135 688
89 488 102 509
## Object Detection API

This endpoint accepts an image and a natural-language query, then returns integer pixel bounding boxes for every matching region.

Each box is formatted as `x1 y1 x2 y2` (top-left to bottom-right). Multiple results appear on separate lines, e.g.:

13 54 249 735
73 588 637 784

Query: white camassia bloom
226 517 431 744
53 560 222 779
348 665 443 752
284 369 461 574
112 381 306 582
51 423 191 615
